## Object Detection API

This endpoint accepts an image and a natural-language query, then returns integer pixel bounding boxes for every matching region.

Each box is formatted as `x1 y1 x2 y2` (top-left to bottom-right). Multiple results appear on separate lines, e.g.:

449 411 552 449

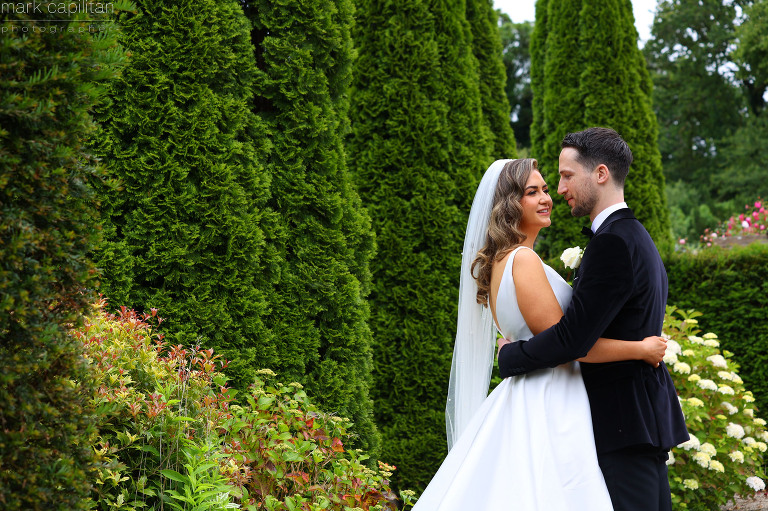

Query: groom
497 127 689 511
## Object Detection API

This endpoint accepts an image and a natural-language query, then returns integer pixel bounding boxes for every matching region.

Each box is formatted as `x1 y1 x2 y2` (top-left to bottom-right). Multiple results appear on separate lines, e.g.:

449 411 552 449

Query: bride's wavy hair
471 158 538 306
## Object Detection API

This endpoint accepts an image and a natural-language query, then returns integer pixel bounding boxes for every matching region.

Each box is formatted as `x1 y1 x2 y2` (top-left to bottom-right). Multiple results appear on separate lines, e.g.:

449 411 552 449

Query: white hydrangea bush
664 306 767 509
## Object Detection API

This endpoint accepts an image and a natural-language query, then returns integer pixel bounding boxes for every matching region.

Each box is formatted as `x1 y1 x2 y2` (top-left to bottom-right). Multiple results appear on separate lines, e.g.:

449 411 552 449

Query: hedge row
665 241 768 414
94 0 380 452
347 0 512 491
0 6 126 509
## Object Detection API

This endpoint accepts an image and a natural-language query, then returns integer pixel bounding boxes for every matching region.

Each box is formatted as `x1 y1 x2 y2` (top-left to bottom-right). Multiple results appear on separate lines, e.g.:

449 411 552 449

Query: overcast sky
493 0 659 43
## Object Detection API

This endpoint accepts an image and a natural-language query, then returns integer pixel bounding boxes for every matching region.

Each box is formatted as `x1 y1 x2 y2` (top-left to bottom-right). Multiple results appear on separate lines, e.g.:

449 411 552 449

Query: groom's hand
497 337 512 360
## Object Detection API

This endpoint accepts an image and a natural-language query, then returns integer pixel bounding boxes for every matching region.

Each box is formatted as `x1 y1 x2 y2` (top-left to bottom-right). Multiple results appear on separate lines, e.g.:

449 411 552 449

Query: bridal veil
445 159 512 449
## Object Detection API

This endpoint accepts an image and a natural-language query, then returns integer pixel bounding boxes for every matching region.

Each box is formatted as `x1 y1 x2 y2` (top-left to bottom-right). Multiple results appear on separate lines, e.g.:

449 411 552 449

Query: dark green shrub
666 243 768 414
93 0 278 390
241 0 379 454
348 0 497 491
0 5 128 509
467 0 518 158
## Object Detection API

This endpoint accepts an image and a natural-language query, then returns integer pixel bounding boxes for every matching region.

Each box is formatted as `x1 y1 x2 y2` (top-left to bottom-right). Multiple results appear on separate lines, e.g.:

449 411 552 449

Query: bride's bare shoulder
491 246 540 283
507 246 540 267
509 247 546 281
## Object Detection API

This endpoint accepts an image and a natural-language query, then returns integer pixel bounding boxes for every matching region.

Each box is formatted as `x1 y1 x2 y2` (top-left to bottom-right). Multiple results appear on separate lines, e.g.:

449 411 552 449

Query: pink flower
761 225 766 230
707 242 712 247
756 201 762 209
754 212 759 219
679 239 686 245
739 214 745 221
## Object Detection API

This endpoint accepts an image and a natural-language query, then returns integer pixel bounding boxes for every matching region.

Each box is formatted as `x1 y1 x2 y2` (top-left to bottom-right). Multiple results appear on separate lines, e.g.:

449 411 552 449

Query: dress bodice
494 246 573 340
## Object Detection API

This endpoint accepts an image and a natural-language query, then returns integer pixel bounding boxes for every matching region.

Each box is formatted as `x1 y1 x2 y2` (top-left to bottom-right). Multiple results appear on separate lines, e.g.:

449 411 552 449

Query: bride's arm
506 249 666 366
576 337 666 366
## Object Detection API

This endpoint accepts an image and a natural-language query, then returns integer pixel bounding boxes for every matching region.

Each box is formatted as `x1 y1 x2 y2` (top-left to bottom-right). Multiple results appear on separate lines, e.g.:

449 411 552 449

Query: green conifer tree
467 0 518 158
241 0 379 453
533 0 585 255
348 0 495 491
0 6 129 509
529 0 550 155
532 0 671 257
94 0 277 388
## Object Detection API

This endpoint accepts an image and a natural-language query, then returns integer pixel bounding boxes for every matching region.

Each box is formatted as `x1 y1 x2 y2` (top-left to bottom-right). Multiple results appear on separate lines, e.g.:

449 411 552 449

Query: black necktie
581 226 594 239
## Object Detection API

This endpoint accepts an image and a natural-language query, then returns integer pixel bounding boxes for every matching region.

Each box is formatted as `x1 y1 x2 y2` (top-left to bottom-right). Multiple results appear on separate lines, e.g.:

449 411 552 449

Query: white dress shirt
591 202 628 233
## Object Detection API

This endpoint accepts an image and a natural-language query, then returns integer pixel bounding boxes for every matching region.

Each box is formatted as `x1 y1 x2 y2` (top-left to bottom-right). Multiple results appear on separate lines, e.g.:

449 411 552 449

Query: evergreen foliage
532 0 671 257
665 243 768 415
93 0 277 391
467 0 517 158
0 6 128 509
499 15 533 150
348 0 497 491
240 0 379 453
528 0 549 156
532 0 584 256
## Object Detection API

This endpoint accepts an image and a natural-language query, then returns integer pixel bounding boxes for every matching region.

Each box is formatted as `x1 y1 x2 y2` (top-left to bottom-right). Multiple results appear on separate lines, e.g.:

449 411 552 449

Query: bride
413 159 668 510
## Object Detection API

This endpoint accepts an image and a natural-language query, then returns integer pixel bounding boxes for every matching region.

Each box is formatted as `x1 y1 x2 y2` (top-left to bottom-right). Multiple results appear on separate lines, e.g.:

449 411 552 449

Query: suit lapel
593 207 636 236
573 208 636 286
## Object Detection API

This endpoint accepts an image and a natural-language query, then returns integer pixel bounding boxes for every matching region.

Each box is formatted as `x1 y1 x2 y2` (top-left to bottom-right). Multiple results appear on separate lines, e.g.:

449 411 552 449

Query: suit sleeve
498 233 635 377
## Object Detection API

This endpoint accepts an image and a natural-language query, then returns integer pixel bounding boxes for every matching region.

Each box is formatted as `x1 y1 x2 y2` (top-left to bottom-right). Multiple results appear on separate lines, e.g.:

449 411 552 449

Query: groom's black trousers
597 446 672 511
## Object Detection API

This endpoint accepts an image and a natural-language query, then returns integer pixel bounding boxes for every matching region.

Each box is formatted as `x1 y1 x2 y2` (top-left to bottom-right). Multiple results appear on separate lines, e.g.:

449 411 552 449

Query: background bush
665 242 768 414
241 0 380 454
347 0 509 491
93 0 278 391
76 301 237 510
0 6 129 509
74 301 410 510
663 307 766 510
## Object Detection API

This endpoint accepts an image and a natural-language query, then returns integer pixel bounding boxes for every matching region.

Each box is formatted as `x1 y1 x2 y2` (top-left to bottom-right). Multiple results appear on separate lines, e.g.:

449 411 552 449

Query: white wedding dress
414 247 613 510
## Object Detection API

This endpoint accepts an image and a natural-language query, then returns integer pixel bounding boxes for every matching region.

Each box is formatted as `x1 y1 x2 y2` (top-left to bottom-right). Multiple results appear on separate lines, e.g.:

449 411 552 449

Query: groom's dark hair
561 127 633 186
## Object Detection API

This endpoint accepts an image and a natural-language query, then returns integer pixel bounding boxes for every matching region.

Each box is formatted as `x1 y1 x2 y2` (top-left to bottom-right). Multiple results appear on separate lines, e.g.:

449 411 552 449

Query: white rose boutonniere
560 246 584 270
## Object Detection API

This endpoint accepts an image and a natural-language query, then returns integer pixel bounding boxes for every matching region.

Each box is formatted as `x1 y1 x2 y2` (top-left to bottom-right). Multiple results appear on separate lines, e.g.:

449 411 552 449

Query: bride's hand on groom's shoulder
638 335 667 368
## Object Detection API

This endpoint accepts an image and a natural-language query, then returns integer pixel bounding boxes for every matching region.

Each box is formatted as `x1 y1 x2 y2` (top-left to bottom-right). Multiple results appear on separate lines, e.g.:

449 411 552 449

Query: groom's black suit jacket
498 208 688 454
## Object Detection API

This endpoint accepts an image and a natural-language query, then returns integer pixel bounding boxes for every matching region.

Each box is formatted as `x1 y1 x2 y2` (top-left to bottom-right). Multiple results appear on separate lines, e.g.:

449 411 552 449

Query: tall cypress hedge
532 0 671 257
532 0 584 256
529 0 550 156
467 0 518 158
94 0 277 389
241 0 379 453
348 0 497 491
666 243 768 414
0 7 127 509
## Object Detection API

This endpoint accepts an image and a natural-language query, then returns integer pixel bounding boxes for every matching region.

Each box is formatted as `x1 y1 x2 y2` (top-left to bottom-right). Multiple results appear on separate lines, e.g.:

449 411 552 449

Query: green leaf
160 469 188 484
